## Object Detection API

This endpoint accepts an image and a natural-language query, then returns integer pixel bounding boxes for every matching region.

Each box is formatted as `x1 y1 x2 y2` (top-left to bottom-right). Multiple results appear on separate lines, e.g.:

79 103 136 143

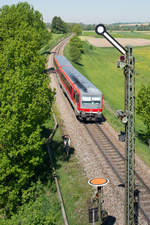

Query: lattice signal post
95 24 135 225
124 46 135 225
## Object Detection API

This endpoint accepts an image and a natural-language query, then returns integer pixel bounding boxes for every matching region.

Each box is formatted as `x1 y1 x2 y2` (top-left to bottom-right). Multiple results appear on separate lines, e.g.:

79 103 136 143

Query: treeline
0 1 55 219
58 22 150 31
50 16 82 35
48 18 150 32
107 24 150 31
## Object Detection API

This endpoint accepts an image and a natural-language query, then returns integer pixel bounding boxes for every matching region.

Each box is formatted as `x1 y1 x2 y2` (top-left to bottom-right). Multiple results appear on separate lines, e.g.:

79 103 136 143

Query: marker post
88 178 109 225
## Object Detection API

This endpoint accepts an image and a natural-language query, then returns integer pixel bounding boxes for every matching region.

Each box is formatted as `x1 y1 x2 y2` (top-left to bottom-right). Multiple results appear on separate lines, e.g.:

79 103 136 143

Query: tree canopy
72 24 82 35
51 16 67 34
0 2 54 217
69 36 83 63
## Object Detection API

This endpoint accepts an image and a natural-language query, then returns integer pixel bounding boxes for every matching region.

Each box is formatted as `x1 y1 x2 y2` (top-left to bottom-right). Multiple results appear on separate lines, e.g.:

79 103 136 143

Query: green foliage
137 85 150 138
0 2 55 217
69 36 83 63
81 40 93 53
0 182 60 225
69 36 83 52
69 45 81 63
0 2 51 49
51 16 67 34
72 24 82 35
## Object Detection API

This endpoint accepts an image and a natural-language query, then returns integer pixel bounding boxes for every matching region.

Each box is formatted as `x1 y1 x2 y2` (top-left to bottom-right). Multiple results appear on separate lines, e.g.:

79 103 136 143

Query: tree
136 85 150 140
0 2 54 217
69 36 83 63
69 45 81 63
69 35 83 53
72 24 82 35
51 16 67 33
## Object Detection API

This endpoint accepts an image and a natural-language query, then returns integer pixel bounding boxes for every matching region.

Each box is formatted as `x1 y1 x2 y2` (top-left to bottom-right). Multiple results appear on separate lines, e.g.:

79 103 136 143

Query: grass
64 41 150 167
82 30 150 40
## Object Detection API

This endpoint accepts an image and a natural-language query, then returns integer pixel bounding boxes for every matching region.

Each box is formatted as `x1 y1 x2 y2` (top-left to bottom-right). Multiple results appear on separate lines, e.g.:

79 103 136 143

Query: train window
92 101 100 105
61 72 72 95
76 93 79 104
82 101 100 105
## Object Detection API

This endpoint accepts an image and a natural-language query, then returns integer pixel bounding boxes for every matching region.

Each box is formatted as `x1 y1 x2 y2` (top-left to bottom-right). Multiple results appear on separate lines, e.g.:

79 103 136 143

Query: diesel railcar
54 55 103 121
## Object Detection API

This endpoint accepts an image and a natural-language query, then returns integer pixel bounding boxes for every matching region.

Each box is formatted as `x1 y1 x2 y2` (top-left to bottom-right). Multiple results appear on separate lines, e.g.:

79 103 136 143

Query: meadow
82 30 150 40
64 34 150 167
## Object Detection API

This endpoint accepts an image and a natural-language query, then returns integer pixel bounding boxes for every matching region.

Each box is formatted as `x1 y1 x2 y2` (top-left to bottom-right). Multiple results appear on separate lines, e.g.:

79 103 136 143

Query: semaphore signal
95 24 127 55
95 24 136 225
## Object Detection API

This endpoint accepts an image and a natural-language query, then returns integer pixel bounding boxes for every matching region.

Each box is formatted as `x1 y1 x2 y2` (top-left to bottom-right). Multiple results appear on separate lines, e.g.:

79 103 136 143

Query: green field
64 40 150 167
82 30 150 40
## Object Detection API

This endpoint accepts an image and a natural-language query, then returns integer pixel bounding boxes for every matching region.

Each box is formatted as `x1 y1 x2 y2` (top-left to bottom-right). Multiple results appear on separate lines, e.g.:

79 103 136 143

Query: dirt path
80 36 150 47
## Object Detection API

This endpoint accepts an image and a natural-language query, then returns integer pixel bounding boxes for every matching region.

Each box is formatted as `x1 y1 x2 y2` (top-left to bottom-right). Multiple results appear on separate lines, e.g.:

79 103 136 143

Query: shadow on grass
43 67 56 74
75 62 84 66
41 125 53 139
50 139 74 170
39 122 75 184
136 129 148 144
103 215 116 225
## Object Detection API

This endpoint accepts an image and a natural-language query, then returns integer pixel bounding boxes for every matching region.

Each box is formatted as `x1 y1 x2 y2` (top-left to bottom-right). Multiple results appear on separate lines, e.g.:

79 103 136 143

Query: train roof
55 56 102 96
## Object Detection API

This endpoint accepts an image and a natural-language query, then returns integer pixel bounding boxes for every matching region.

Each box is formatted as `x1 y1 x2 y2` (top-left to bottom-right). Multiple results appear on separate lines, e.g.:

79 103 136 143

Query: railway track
84 122 150 224
50 36 150 224
54 35 73 56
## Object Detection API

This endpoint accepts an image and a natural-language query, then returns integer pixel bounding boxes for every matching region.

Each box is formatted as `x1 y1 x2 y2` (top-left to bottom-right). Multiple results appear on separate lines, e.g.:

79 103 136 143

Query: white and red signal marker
88 178 109 187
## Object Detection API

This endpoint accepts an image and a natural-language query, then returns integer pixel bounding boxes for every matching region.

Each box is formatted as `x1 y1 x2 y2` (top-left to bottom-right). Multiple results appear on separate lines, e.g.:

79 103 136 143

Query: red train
54 55 103 121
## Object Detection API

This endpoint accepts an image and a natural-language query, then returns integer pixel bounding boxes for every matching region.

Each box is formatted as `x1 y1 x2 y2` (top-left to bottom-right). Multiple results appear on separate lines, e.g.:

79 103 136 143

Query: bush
69 36 83 63
69 45 81 63
137 85 150 141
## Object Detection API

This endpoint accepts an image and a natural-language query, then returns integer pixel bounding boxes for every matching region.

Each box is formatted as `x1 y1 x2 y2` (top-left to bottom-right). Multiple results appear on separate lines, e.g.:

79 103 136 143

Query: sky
0 0 150 24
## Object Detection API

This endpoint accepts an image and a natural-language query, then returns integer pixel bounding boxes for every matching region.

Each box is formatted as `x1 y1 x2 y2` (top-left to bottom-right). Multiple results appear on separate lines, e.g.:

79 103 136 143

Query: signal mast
95 24 135 225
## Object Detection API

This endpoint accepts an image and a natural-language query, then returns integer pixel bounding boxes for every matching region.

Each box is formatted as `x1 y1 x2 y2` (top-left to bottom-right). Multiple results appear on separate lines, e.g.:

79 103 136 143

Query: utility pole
95 24 135 225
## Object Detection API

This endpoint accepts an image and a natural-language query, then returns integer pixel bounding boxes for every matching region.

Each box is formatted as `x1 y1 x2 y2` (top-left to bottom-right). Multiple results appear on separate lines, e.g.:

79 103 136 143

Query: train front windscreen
81 96 101 109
